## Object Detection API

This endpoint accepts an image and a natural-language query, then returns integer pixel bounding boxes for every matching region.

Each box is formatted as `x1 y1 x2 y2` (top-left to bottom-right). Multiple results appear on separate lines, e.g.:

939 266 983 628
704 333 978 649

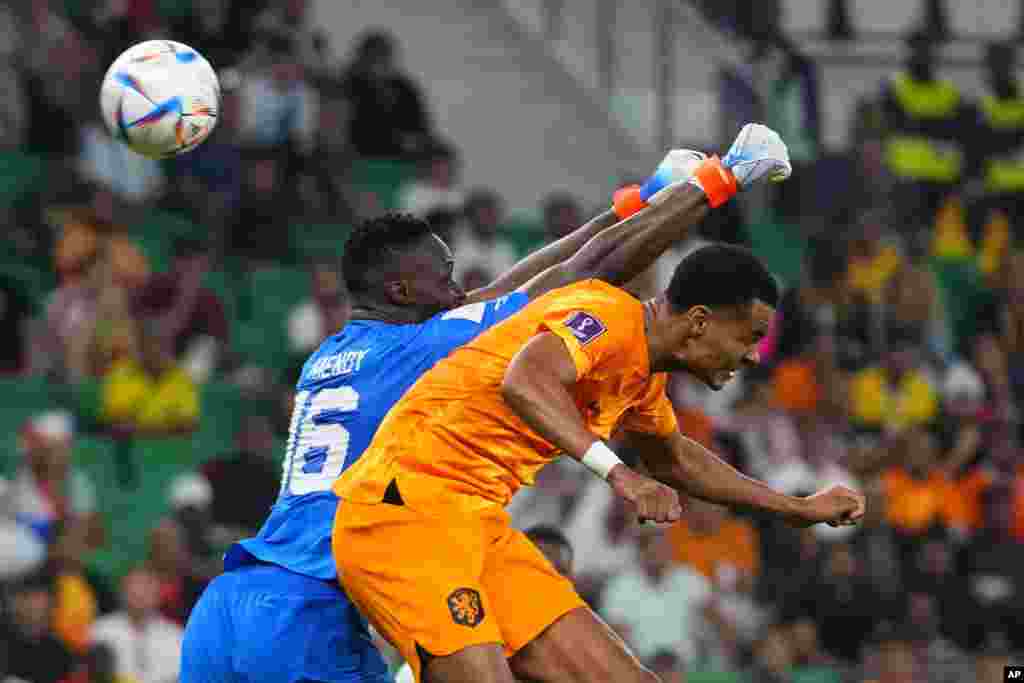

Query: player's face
673 300 774 390
400 234 465 319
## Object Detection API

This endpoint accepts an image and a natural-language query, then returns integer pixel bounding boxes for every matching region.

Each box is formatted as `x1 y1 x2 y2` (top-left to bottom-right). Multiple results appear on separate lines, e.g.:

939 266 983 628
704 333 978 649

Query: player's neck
349 301 424 325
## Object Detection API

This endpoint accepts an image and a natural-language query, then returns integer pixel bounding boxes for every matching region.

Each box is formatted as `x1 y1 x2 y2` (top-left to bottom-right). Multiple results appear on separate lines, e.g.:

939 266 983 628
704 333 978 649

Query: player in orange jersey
332 242 865 683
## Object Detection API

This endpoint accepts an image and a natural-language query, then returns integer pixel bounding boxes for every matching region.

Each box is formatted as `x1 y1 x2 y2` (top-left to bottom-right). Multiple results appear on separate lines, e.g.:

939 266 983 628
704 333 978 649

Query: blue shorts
181 563 391 683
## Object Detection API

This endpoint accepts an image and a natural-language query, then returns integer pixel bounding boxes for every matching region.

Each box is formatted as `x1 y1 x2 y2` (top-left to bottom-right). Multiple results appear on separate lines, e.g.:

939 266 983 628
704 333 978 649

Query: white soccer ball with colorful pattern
100 40 220 159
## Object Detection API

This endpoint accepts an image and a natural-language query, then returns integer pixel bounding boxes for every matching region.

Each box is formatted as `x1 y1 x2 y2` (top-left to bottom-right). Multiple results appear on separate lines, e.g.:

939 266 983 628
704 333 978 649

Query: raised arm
500 332 683 523
517 124 793 299
618 429 865 527
463 209 619 304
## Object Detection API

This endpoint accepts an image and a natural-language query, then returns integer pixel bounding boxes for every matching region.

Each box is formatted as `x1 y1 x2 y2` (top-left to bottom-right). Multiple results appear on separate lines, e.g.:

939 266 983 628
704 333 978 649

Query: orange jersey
334 279 678 509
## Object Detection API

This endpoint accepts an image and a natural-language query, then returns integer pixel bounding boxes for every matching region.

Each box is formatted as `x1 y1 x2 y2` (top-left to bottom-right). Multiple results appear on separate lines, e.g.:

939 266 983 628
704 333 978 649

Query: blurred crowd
1 0 1024 681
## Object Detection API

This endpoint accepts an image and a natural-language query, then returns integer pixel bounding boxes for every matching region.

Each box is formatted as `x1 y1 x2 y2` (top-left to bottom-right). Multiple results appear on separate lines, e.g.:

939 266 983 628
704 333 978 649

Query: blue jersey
226 293 529 579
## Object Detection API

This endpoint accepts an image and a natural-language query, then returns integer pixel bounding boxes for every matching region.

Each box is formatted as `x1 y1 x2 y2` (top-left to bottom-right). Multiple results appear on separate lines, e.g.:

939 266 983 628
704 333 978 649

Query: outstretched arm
516 181 708 298
617 429 865 527
464 209 619 304
516 123 793 298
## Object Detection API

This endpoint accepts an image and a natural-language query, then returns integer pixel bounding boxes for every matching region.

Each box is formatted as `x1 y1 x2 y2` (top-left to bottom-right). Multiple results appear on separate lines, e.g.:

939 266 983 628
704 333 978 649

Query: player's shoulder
542 279 644 323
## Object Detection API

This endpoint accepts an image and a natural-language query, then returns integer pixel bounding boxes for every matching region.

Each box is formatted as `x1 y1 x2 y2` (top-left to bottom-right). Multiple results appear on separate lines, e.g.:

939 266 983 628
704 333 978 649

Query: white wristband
582 441 624 480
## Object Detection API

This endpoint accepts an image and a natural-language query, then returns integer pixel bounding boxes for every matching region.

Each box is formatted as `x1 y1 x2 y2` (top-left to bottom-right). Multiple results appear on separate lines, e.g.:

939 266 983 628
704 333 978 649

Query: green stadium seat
293 223 352 262
0 377 59 476
351 159 416 211
747 219 806 289
0 153 46 207
793 667 843 683
685 673 745 683
249 267 309 318
501 218 547 259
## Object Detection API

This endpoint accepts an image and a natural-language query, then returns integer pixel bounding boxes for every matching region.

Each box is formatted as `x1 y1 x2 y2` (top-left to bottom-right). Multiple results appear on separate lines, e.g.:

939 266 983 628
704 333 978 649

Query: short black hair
666 244 779 313
342 213 436 295
524 525 572 553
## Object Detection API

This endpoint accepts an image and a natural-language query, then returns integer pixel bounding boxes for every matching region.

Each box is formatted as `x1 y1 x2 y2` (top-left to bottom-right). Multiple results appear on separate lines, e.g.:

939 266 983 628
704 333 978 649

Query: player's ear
686 305 712 336
384 280 413 305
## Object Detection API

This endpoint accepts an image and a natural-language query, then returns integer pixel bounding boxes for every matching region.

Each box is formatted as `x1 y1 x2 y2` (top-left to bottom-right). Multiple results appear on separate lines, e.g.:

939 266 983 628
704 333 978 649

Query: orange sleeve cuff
612 184 646 220
693 155 738 208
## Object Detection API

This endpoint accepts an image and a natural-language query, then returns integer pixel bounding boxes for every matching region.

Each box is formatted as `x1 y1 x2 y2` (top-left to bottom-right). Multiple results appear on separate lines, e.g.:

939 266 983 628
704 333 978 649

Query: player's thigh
480 526 587 658
507 607 658 683
332 498 504 682
421 642 517 683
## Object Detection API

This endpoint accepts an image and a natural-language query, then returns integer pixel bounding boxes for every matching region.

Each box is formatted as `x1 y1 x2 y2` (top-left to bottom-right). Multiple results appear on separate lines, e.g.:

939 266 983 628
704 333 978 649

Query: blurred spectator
286 260 349 360
0 477 46 582
972 42 1024 242
879 428 963 549
236 33 318 154
46 523 100 655
785 613 841 670
846 210 903 306
858 622 919 683
196 415 280 541
100 319 200 436
91 565 184 683
644 650 686 683
601 529 711 665
398 141 464 219
902 538 972 650
146 517 208 625
849 324 939 432
172 0 250 70
9 412 101 549
20 3 95 164
745 620 794 683
766 237 873 370
167 84 245 240
135 238 229 383
523 525 574 578
53 186 148 289
0 5 27 150
294 78 356 223
78 112 165 203
227 146 295 267
973 632 1015 682
0 272 34 375
961 483 1024 651
665 499 759 585
167 472 221 580
561 481 640 604
799 542 891 664
882 255 951 365
342 30 433 159
508 458 587 532
541 192 584 241
880 31 971 236
250 0 319 72
1 571 79 683
450 189 517 286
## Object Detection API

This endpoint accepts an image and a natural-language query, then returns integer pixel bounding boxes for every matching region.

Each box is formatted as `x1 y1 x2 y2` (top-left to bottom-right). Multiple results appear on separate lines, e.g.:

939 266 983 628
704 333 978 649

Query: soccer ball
100 40 220 159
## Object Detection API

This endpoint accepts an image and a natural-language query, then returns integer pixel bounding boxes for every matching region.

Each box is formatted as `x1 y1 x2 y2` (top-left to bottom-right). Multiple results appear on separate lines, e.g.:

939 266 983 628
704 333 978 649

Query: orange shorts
332 483 585 682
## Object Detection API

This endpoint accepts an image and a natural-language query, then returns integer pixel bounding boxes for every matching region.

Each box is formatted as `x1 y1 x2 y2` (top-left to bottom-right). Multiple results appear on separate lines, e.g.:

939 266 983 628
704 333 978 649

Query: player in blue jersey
181 126 792 683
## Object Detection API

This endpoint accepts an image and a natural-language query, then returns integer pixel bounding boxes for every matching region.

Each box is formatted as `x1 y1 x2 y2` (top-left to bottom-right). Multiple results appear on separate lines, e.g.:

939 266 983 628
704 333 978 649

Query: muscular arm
463 209 619 305
616 429 805 519
517 182 709 298
500 332 598 460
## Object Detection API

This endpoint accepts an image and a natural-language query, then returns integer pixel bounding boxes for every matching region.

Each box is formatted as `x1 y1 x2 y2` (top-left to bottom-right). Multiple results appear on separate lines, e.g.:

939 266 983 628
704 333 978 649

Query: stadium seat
0 377 60 476
747 219 807 288
350 159 416 211
686 673 745 683
792 667 843 683
0 152 46 207
293 223 352 261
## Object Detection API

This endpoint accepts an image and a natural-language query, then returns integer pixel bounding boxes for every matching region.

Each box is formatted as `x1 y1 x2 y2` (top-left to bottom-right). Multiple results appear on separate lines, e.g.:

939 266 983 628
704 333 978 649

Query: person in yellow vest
881 31 972 235
967 42 1024 270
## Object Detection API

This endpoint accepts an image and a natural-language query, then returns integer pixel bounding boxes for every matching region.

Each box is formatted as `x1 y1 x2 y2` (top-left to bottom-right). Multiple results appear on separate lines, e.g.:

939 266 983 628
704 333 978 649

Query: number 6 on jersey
283 386 359 495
